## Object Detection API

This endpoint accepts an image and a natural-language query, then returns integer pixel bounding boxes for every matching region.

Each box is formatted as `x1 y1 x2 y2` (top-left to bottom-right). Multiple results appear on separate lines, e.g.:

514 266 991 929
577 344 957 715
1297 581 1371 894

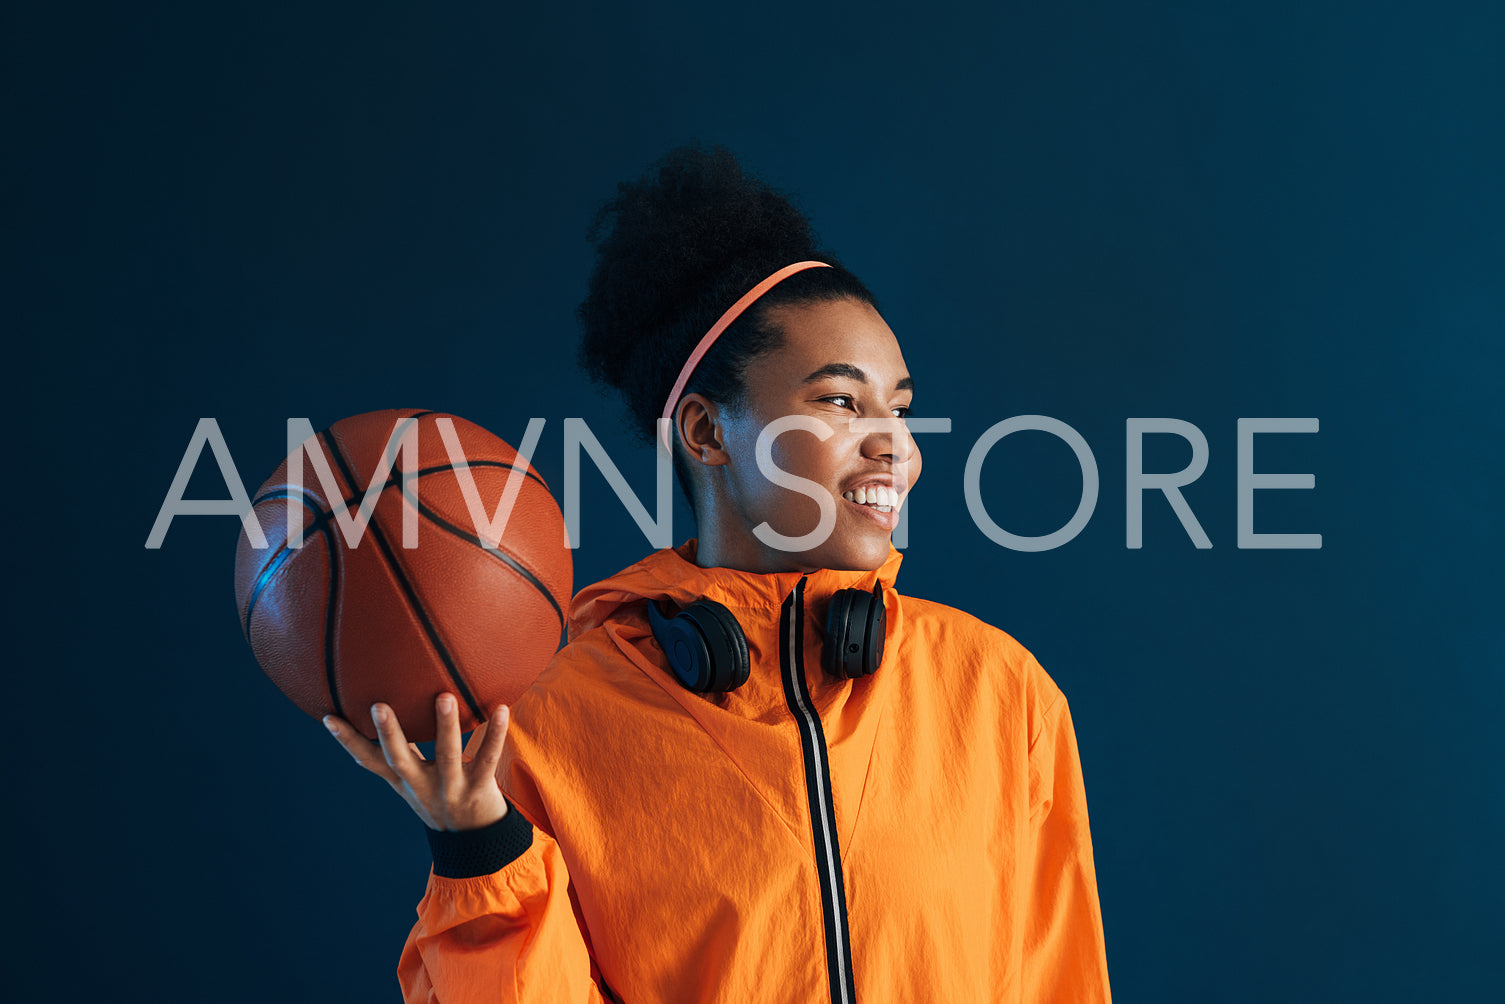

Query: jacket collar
568 538 905 641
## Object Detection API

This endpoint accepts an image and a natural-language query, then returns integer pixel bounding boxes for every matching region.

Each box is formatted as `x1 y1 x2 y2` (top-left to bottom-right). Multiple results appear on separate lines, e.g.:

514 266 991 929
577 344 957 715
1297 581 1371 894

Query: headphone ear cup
823 583 888 679
822 589 853 678
861 580 887 677
648 598 749 693
682 599 750 692
648 599 709 691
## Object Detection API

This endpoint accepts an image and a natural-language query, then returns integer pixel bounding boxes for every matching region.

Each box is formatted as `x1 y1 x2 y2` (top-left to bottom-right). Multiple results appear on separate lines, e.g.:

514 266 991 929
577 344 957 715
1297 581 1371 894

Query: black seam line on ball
335 459 550 507
321 521 342 719
408 458 549 491
780 578 858 1004
244 489 329 640
395 478 565 630
403 403 556 490
247 489 340 715
319 429 485 724
400 407 557 495
255 459 549 515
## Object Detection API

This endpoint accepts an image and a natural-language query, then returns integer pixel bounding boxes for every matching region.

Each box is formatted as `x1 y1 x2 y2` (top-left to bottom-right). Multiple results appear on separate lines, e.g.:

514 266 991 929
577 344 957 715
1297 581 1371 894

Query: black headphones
647 582 888 694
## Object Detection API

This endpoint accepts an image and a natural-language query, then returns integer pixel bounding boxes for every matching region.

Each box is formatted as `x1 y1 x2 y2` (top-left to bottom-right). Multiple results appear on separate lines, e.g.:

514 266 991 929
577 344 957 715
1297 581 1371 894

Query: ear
676 392 730 467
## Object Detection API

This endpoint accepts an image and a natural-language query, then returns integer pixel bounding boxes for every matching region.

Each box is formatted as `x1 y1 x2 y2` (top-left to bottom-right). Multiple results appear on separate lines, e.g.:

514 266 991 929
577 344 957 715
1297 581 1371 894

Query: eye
821 395 913 418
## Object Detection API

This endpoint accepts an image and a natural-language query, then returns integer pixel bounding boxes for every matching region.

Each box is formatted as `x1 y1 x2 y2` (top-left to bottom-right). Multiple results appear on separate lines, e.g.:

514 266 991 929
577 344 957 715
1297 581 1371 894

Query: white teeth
842 485 902 509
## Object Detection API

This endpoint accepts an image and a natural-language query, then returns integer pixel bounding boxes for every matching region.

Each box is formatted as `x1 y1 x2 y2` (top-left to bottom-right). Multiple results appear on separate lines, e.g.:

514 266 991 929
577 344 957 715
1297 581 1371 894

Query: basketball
233 408 572 743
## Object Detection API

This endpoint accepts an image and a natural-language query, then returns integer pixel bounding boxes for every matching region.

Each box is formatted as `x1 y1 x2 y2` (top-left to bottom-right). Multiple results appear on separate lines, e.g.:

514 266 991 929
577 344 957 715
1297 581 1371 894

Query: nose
857 417 918 465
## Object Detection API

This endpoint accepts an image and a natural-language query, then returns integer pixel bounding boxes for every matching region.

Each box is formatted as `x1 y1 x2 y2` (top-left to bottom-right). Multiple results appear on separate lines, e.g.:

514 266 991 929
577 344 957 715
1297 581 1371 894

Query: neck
689 509 818 572
687 469 817 572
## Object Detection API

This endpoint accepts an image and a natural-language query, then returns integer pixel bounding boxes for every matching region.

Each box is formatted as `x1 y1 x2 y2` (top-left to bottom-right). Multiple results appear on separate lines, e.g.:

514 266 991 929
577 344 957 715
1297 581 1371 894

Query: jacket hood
567 538 905 643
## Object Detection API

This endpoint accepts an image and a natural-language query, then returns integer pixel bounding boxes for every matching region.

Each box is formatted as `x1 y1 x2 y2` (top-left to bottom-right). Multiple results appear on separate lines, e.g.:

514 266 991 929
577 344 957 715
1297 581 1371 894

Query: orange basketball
233 408 572 743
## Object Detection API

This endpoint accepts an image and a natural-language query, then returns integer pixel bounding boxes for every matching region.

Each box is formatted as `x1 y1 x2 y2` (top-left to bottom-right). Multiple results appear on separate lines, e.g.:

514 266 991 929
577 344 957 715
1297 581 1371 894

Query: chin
813 533 892 572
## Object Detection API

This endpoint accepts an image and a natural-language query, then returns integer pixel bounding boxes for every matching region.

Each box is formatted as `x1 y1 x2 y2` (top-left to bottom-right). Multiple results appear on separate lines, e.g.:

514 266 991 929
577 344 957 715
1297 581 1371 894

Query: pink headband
659 260 832 454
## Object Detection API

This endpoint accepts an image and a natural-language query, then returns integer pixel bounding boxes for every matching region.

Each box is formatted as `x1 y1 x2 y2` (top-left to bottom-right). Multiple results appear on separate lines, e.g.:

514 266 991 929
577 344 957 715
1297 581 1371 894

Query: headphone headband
658 260 832 454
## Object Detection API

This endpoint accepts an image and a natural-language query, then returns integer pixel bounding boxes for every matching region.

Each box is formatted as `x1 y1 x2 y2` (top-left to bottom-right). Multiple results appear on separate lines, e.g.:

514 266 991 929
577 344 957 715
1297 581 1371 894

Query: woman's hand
323 693 511 832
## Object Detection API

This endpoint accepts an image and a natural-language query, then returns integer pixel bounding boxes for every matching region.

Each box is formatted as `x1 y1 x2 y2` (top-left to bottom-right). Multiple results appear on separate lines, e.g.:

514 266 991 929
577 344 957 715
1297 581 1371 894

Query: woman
324 143 1112 1002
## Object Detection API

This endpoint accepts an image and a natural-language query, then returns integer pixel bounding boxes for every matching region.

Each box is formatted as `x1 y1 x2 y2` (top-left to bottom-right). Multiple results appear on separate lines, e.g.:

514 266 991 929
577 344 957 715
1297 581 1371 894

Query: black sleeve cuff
424 801 535 879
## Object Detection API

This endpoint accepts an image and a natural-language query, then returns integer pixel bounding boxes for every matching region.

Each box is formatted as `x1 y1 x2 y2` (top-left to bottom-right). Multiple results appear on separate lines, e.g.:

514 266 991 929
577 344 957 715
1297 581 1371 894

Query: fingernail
438 694 455 713
323 716 338 734
371 704 387 724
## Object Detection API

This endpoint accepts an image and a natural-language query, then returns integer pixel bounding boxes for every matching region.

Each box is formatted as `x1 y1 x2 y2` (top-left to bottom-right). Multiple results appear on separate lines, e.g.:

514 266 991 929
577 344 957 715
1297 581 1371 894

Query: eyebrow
801 362 914 394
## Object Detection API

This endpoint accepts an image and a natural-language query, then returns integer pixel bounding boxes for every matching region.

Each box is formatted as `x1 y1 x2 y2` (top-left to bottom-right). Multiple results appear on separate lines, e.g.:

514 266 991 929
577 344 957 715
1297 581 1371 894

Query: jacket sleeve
396 801 612 1004
1021 674 1114 1002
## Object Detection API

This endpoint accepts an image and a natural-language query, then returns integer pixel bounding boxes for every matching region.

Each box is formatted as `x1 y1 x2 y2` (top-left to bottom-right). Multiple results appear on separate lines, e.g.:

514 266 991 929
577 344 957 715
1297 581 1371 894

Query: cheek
770 435 841 492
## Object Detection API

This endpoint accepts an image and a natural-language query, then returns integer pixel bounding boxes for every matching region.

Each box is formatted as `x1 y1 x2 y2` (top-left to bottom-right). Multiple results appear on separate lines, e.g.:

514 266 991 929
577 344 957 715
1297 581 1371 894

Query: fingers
433 693 464 785
323 714 401 786
471 704 511 773
324 699 510 833
462 718 488 762
369 702 421 782
325 698 504 786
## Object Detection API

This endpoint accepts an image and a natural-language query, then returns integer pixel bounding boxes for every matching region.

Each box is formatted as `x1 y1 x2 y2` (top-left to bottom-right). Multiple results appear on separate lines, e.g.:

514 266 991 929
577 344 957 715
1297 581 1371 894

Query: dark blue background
11 2 1502 1001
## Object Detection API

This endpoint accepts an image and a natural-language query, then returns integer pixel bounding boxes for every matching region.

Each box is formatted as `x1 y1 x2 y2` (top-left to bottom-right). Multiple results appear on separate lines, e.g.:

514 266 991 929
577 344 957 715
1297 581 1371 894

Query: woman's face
684 296 921 573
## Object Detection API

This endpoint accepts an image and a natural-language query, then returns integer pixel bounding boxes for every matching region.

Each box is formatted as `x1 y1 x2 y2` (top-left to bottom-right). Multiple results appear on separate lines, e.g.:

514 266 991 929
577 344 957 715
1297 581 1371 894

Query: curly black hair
576 140 879 515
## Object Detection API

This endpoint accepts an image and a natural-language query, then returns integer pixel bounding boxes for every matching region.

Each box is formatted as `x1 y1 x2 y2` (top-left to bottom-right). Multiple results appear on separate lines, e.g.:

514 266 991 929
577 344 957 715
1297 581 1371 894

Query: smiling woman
323 141 1114 1002
682 295 922 571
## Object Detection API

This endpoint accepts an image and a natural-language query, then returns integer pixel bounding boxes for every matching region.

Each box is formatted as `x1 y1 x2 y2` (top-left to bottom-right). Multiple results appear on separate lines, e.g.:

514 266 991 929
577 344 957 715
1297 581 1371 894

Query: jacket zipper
780 577 858 1004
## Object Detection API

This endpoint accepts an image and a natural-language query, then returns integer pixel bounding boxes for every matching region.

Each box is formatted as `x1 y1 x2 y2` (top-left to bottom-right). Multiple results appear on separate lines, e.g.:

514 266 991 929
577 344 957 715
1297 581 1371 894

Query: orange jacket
398 539 1112 1002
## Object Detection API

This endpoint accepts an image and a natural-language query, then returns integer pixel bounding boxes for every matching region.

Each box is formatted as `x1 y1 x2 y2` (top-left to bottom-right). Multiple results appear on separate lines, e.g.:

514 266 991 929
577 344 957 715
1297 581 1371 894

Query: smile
841 485 902 511
841 487 903 530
